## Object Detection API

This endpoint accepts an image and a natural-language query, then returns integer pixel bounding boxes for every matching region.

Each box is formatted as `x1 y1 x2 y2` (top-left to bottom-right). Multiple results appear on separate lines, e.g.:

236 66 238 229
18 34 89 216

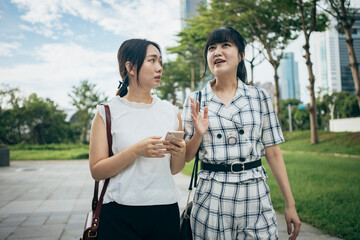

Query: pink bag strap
90 104 112 234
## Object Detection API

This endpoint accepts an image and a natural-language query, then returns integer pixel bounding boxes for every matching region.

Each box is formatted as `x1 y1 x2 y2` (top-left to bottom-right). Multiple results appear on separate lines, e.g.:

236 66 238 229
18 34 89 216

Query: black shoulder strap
188 91 201 191
90 104 112 233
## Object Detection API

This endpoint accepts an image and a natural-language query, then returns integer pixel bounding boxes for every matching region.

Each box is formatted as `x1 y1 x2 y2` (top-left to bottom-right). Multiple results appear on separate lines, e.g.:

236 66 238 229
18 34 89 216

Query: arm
265 144 301 240
168 112 186 174
89 111 169 181
185 98 208 162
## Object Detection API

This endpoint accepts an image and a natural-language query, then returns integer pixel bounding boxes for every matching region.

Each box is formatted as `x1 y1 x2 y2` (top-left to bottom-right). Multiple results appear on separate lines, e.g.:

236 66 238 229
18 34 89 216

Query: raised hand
190 97 209 137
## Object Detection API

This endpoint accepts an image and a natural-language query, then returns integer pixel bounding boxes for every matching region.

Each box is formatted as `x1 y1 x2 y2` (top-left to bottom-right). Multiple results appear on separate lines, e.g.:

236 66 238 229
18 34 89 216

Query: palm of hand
194 114 208 136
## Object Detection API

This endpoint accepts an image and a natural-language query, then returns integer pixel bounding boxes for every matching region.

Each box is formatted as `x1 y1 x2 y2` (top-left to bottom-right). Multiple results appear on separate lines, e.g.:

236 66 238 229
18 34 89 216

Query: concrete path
0 160 341 240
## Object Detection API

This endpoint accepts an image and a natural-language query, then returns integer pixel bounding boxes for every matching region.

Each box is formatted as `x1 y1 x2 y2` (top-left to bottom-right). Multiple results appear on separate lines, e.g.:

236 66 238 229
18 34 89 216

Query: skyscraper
180 0 206 29
311 13 360 96
278 52 300 100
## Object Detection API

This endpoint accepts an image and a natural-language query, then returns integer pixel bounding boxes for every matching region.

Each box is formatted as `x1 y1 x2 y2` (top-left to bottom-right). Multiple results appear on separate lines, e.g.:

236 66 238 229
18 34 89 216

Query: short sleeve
260 89 284 147
173 105 180 130
182 92 196 142
96 104 106 127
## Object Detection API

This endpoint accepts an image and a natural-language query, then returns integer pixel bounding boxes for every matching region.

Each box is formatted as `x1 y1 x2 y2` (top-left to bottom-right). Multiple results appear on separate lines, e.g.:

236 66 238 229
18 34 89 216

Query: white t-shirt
97 95 182 206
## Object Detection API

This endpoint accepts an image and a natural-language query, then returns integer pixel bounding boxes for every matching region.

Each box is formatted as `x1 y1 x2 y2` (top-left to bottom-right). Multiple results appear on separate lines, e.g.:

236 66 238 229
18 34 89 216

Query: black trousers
97 202 180 240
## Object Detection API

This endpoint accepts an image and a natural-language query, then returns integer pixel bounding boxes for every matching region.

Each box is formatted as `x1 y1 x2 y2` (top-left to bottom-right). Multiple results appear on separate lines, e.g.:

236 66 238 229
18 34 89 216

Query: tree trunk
304 43 319 144
82 124 87 144
250 61 254 86
190 64 195 91
341 18 360 109
299 0 319 144
272 64 281 124
199 59 204 89
171 92 177 105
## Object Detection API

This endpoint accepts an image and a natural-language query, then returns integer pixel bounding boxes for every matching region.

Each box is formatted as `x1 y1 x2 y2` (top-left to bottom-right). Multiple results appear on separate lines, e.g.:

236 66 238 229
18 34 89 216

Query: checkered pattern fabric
190 178 278 240
182 80 284 183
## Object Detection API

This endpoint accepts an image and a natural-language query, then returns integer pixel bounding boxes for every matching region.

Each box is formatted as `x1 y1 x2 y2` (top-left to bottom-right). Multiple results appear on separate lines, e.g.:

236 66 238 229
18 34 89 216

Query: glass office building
312 13 360 96
181 0 206 29
278 52 301 100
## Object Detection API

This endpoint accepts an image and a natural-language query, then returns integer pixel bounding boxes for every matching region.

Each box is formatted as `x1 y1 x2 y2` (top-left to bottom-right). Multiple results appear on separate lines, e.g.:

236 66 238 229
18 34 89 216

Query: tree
246 44 266 86
0 85 25 144
210 0 301 124
279 99 304 131
168 5 223 91
69 80 107 143
22 94 72 144
332 91 360 118
157 56 191 105
324 0 360 109
297 0 329 143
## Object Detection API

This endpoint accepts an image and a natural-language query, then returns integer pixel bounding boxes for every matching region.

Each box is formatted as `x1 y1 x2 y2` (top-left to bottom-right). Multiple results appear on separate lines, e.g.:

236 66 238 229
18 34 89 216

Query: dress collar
117 95 158 109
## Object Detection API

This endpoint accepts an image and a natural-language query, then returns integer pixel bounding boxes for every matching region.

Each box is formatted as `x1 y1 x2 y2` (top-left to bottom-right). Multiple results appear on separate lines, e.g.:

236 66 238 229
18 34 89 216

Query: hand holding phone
165 131 185 141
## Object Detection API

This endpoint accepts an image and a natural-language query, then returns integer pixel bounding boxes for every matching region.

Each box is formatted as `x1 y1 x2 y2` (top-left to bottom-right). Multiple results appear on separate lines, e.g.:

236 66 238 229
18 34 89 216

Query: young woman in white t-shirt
89 39 186 239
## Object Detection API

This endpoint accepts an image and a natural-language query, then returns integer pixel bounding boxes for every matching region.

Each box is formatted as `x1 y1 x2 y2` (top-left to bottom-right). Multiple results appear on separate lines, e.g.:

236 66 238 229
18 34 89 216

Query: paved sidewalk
0 160 341 240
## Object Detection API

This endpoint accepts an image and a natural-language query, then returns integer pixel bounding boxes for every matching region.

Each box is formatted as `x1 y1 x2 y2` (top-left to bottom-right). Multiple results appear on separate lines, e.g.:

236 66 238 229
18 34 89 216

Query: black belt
201 159 262 173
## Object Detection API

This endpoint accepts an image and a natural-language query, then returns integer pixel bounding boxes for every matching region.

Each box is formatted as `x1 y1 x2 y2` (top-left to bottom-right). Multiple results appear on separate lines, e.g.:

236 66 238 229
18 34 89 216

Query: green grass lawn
282 130 360 155
264 152 360 240
8 144 89 160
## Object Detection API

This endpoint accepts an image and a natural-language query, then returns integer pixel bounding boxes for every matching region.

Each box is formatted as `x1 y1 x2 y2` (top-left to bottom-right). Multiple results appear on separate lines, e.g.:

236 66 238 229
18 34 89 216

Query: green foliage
68 80 107 144
157 56 191 105
0 85 79 145
22 94 70 144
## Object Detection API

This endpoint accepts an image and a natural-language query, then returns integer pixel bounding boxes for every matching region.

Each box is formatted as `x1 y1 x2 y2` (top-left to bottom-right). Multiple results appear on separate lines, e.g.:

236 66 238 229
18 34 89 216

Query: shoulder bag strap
184 91 202 217
90 104 112 233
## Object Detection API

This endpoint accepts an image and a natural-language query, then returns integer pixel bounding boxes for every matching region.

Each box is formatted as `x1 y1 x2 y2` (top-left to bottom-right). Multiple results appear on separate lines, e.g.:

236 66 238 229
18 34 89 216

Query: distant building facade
181 0 207 29
254 81 275 102
278 52 300 100
311 13 360 96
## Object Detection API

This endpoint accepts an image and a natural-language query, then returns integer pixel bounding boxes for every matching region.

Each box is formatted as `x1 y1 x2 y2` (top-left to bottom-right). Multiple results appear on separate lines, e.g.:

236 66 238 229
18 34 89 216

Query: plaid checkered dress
182 80 284 239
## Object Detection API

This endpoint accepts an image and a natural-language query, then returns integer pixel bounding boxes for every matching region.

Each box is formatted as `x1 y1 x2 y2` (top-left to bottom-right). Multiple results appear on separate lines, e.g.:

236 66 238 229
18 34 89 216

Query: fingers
203 106 208 119
146 150 169 158
190 98 198 116
286 219 292 235
288 220 301 240
290 220 301 240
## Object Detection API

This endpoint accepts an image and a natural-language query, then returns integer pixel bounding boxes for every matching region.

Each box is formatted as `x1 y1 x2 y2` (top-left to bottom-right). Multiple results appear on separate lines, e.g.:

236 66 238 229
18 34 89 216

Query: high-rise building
311 13 360 96
181 0 206 29
278 52 300 100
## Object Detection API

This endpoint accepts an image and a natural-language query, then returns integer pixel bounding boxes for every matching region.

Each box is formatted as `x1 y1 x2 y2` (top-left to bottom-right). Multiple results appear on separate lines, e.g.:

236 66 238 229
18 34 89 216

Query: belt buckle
231 162 245 174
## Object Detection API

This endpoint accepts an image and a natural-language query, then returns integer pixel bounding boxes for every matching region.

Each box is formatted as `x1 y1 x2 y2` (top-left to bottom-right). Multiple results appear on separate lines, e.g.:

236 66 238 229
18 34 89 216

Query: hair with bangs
116 39 161 97
203 27 247 83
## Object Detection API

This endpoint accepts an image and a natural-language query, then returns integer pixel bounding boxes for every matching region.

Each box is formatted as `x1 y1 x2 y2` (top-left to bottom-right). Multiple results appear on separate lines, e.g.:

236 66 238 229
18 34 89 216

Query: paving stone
20 215 48 226
0 160 343 240
0 226 16 239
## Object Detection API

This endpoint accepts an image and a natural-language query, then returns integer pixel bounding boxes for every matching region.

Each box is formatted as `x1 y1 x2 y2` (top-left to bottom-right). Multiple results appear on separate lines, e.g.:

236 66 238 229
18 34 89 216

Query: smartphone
165 131 185 141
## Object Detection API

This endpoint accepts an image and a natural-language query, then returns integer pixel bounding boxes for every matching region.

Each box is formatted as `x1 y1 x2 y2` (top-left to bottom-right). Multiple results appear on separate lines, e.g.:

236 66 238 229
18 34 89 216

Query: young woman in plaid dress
182 27 301 240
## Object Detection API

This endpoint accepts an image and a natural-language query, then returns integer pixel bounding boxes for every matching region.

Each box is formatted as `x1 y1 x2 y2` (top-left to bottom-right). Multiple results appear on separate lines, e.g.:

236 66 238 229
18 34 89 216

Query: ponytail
116 79 129 97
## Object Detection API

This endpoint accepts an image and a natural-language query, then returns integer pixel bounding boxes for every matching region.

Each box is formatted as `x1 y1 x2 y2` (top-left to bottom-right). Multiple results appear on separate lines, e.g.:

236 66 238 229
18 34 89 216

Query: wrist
285 201 296 208
194 131 204 139
129 144 140 159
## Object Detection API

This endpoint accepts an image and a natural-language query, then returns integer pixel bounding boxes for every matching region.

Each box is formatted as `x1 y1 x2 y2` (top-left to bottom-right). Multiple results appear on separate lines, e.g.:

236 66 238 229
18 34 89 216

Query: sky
2 0 354 111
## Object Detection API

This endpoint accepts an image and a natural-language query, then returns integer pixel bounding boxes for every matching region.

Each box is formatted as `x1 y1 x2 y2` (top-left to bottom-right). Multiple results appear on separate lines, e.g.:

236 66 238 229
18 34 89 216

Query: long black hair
116 39 161 97
203 27 247 83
